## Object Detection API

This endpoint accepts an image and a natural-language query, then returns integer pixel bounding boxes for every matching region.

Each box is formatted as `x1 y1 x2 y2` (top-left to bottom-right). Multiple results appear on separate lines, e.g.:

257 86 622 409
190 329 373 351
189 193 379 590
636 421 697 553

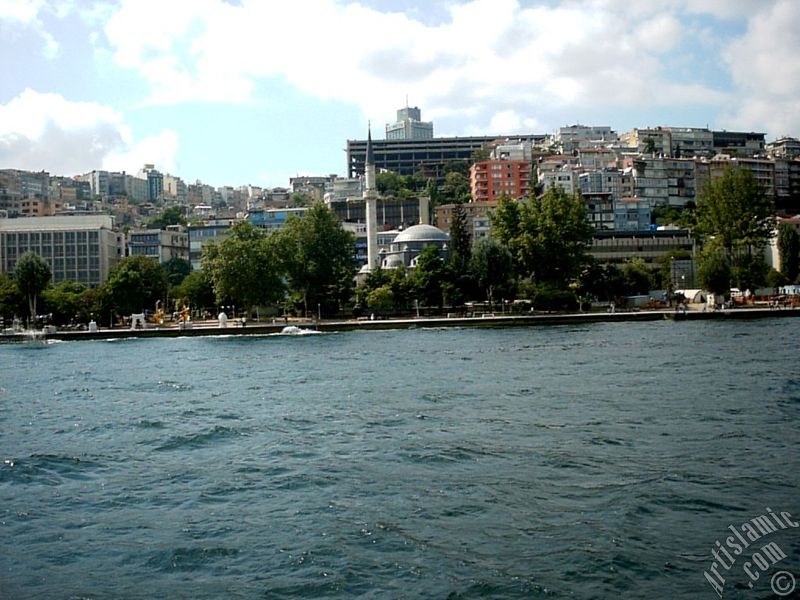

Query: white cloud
0 89 179 175
487 110 541 134
633 13 682 54
720 0 800 137
99 0 743 136
0 0 65 57
103 129 179 174
0 0 44 23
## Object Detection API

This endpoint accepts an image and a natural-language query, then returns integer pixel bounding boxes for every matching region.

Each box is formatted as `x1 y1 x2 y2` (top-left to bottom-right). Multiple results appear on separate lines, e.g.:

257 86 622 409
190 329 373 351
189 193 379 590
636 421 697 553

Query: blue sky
1 0 798 189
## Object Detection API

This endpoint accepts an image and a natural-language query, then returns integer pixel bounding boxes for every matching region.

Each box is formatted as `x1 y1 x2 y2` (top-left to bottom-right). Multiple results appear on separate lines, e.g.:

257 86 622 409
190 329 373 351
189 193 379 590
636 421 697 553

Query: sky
0 0 798 189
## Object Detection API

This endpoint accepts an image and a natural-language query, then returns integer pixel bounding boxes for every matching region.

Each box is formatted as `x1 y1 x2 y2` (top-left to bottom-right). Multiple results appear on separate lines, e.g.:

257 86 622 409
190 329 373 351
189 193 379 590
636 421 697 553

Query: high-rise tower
385 105 433 140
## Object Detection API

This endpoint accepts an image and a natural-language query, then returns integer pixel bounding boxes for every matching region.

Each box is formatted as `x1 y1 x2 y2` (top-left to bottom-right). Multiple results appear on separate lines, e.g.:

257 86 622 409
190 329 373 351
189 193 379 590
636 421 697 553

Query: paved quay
2 306 799 343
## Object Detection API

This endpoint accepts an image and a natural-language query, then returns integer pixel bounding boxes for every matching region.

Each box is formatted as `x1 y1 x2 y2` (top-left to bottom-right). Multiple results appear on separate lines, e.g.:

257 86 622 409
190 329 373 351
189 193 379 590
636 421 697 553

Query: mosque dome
393 224 449 244
382 254 405 269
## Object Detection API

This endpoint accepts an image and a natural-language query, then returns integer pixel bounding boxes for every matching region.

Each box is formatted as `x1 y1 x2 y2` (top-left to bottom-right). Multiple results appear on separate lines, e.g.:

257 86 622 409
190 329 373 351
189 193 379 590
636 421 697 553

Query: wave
154 425 249 451
145 546 239 572
0 453 103 485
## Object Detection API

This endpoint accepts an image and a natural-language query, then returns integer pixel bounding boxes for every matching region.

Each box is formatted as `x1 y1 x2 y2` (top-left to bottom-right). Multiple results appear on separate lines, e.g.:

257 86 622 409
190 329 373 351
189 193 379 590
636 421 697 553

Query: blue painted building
245 207 309 232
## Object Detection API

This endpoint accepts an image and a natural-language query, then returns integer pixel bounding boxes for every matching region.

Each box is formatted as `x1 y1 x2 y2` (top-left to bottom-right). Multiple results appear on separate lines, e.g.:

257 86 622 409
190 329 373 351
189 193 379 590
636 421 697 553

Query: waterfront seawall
3 306 799 343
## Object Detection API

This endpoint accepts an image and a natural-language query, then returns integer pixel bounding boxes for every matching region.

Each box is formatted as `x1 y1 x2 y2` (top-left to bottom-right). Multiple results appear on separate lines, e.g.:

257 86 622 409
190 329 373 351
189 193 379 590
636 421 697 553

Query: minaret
363 126 379 272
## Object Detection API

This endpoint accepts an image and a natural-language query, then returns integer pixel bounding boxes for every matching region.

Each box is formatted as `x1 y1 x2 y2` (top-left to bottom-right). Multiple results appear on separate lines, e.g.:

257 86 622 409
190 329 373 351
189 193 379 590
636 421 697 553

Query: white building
0 215 123 286
540 168 579 195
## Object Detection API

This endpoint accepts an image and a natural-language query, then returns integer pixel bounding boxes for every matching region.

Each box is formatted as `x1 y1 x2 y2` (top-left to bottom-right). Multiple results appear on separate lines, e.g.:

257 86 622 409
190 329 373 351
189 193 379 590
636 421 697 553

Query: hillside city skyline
0 117 796 197
1 1 799 187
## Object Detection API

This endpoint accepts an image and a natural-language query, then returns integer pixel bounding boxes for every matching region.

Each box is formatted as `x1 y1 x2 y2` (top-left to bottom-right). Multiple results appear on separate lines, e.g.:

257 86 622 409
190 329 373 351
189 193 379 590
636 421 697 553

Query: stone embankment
2 306 798 343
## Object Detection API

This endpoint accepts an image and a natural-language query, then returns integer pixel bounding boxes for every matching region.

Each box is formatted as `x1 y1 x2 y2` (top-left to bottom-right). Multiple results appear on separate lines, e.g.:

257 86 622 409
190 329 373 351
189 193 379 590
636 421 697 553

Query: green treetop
275 203 355 317
103 255 167 316
201 220 284 314
148 205 187 229
491 188 592 286
14 251 52 319
695 167 774 252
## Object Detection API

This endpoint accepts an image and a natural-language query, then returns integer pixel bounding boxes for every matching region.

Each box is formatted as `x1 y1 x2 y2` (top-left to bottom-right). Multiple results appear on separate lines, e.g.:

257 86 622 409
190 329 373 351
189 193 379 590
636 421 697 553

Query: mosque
361 127 450 274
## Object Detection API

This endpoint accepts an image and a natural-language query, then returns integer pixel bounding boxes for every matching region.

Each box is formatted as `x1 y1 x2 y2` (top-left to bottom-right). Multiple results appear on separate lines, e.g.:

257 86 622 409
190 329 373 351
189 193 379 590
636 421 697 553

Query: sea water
1 320 798 599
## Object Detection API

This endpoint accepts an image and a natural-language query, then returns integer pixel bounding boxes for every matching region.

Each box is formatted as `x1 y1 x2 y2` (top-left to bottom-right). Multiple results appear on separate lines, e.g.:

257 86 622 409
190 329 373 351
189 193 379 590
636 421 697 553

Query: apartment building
579 169 634 202
631 157 697 208
187 218 236 270
246 207 309 232
556 125 617 153
470 160 532 202
127 227 189 263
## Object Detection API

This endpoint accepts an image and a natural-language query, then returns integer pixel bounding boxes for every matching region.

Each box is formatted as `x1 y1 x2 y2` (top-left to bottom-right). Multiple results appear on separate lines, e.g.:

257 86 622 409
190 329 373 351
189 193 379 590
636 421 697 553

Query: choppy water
1 320 799 599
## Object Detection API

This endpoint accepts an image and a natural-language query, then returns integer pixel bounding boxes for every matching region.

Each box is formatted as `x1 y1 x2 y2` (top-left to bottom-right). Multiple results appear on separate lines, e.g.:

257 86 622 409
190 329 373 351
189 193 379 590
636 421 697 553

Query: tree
411 245 446 308
275 203 355 317
163 257 192 287
202 221 284 314
778 223 800 283
366 286 394 314
357 268 389 302
622 258 654 295
0 272 23 322
490 189 591 286
490 195 523 263
696 242 732 296
524 187 593 284
449 201 472 275
441 171 471 204
42 281 92 325
426 177 441 210
387 267 413 311
103 255 167 316
376 171 406 196
765 268 789 291
469 237 513 308
148 205 187 229
172 269 216 313
576 261 627 303
695 167 775 259
521 280 579 312
731 252 769 291
14 252 52 319
471 148 490 162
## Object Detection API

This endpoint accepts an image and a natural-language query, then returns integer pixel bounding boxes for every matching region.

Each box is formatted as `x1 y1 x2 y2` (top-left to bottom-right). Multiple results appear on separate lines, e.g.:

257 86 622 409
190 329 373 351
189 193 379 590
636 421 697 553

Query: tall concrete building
385 105 433 140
